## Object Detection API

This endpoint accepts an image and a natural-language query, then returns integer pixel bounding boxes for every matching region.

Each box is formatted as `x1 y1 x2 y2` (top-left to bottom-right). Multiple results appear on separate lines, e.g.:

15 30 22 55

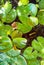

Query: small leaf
18 0 29 6
0 36 12 52
6 9 17 23
4 1 12 14
27 60 40 65
17 22 32 33
32 36 44 59
27 3 38 16
41 60 44 65
13 38 27 49
29 16 38 26
13 55 27 65
23 47 38 60
6 49 21 57
0 61 9 65
11 30 22 39
37 10 44 25
39 0 44 9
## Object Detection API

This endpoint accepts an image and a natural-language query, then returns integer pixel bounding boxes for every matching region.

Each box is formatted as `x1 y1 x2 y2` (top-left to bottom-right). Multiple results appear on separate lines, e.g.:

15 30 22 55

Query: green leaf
1 8 17 23
0 61 9 65
23 47 38 60
29 16 38 26
13 38 27 49
3 25 13 35
17 5 30 16
11 30 22 39
6 9 17 23
0 30 7 36
18 0 29 6
0 22 4 29
3 1 12 14
32 39 42 51
1 8 7 22
17 22 32 33
27 60 40 65
41 60 44 65
27 3 38 16
6 49 21 57
0 36 12 52
12 55 27 65
17 3 38 16
17 15 32 33
39 0 44 9
32 36 44 59
35 0 40 2
37 10 44 25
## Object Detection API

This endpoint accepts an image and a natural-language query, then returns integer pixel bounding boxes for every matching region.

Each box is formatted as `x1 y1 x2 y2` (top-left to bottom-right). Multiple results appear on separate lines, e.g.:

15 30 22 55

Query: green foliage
0 0 44 65
39 0 44 9
1 1 17 23
23 36 44 65
32 36 44 59
37 10 44 25
17 16 32 33
0 53 27 65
